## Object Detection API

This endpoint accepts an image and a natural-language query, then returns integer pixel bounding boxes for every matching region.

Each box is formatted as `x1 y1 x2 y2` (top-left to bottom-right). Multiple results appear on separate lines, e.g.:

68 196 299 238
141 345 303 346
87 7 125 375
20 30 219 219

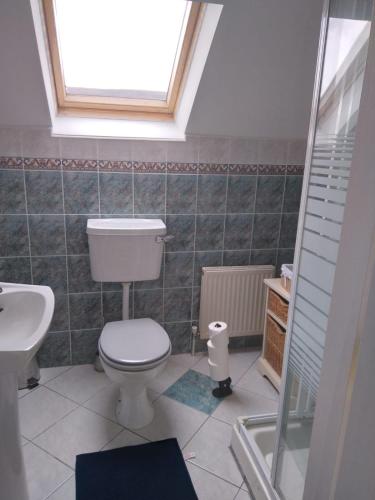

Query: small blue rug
76 438 198 500
164 369 222 414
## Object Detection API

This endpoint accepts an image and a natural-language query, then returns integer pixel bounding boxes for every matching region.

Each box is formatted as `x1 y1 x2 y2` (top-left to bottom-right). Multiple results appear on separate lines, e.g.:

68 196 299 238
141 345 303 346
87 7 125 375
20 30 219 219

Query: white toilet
87 218 172 429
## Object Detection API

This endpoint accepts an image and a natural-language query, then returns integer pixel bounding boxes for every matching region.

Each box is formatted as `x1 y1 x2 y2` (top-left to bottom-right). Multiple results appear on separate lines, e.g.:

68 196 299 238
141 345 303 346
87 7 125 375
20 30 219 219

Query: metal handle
156 235 174 243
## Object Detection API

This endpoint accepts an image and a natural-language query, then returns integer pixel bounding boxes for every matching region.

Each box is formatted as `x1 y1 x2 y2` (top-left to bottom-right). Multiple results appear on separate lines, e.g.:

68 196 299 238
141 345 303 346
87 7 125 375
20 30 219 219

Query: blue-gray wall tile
32 256 67 294
255 176 285 213
194 251 222 286
67 255 100 293
0 170 25 214
134 174 165 214
283 175 303 212
0 257 31 283
165 215 195 252
197 175 227 214
65 214 91 255
250 249 277 266
166 174 197 214
276 248 295 275
49 294 69 332
164 288 191 322
226 175 256 213
192 287 201 321
133 289 163 322
71 329 101 365
0 215 29 256
224 214 253 250
195 214 225 251
25 171 63 214
164 252 194 288
164 322 192 354
63 172 99 214
99 172 133 214
69 292 102 330
252 213 281 249
103 290 126 323
279 213 299 248
29 215 65 256
37 331 71 368
223 250 250 266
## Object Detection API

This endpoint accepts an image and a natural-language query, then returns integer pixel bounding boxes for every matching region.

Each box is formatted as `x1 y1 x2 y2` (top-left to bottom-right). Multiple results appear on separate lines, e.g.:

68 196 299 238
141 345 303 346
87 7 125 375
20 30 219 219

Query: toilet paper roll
208 321 228 338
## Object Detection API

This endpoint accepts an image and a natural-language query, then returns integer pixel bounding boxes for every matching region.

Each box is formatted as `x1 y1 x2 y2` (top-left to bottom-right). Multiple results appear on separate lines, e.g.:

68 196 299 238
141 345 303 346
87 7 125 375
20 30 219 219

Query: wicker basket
264 315 285 376
268 289 289 325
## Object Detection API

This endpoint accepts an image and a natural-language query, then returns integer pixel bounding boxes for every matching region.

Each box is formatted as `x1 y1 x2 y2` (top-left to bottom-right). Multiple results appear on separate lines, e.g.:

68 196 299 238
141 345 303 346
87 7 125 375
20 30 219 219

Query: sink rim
0 282 55 356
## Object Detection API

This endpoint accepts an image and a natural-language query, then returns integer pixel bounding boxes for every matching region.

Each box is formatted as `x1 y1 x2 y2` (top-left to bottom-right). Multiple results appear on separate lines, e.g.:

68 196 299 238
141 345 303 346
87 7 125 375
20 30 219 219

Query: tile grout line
20 135 34 286
189 171 199 332
275 170 288 268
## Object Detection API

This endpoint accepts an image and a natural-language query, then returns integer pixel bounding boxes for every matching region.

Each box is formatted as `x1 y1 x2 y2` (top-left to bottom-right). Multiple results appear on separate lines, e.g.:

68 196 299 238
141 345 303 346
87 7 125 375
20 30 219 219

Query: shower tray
231 415 309 500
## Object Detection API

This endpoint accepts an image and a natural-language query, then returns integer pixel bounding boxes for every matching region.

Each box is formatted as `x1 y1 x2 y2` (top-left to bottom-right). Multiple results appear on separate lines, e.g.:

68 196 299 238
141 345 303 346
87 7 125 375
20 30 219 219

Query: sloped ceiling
0 0 323 139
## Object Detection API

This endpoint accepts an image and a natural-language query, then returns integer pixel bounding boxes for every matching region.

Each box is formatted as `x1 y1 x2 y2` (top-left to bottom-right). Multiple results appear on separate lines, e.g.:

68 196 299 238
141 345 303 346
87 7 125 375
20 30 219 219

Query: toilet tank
87 218 166 282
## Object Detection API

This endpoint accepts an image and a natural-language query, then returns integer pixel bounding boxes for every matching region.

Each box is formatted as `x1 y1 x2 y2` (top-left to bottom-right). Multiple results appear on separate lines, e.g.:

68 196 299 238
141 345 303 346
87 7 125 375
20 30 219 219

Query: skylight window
42 0 202 118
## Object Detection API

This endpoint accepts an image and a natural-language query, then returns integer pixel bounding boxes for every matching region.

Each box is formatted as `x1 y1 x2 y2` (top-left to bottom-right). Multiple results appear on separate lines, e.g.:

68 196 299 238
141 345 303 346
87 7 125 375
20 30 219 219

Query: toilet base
116 387 154 429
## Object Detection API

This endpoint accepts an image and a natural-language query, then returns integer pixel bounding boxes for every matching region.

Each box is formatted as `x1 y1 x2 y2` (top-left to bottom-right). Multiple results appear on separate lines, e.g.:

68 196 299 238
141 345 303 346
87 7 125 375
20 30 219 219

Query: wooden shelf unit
257 278 291 390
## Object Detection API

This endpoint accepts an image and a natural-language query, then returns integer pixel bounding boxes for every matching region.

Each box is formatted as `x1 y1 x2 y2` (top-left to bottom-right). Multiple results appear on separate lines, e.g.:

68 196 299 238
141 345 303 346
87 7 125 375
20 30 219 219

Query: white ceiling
0 0 324 139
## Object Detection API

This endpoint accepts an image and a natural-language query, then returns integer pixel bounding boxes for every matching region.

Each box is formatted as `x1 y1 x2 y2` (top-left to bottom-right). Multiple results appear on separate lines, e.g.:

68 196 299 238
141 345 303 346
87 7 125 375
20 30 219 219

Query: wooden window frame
42 0 203 121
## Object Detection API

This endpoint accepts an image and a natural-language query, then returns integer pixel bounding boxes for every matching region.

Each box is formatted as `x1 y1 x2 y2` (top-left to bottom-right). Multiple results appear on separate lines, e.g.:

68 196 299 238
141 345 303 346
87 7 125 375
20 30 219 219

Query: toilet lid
99 318 171 367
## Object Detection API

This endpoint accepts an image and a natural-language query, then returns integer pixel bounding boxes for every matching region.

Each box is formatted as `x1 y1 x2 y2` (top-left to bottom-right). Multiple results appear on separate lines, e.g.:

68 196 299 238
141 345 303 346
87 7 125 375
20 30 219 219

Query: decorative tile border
286 165 304 175
24 158 61 170
133 161 166 173
258 164 287 175
199 163 228 174
167 162 199 174
228 164 257 175
0 156 23 169
98 160 132 172
61 159 98 171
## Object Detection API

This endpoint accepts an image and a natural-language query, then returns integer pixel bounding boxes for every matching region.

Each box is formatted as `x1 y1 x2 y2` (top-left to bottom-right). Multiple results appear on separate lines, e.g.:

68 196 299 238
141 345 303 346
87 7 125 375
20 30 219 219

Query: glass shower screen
272 0 374 499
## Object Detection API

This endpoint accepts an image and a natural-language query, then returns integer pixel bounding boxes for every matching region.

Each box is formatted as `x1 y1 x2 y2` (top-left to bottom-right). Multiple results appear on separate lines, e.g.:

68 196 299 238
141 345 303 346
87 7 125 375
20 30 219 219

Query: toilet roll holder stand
207 321 233 398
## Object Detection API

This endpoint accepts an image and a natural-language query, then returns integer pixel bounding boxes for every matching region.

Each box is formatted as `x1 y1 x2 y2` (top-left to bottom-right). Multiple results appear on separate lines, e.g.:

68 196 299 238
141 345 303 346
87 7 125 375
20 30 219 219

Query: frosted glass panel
274 1 374 499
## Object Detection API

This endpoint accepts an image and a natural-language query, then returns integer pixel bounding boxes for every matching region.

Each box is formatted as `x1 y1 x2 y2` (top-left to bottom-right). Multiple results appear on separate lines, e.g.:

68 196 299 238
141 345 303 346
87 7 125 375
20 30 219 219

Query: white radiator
199 265 275 339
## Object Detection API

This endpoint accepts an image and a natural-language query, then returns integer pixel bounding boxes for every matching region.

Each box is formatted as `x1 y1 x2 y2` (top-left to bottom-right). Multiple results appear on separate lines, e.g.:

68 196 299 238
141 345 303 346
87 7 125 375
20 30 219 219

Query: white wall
0 0 323 139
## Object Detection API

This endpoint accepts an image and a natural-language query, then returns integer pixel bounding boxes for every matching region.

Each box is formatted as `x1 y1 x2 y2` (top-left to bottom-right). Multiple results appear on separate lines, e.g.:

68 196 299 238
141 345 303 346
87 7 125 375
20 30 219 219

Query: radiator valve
207 321 232 398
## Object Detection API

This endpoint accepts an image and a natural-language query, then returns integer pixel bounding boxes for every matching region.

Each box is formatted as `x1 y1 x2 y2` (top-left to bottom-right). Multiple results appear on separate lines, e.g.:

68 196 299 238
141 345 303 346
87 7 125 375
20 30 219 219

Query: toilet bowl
98 318 171 429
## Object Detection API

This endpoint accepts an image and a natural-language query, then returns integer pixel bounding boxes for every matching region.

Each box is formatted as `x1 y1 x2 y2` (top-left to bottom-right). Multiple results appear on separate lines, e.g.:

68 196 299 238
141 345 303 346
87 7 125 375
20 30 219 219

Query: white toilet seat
99 318 171 372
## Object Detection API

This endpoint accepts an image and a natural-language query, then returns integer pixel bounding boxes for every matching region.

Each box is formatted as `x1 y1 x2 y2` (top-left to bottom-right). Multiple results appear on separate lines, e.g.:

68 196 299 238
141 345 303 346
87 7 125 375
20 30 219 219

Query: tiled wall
0 128 304 367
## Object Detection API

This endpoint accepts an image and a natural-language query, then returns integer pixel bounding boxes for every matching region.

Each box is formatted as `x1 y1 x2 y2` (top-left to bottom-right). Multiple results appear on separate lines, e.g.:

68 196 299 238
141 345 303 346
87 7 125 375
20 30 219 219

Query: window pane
54 0 191 99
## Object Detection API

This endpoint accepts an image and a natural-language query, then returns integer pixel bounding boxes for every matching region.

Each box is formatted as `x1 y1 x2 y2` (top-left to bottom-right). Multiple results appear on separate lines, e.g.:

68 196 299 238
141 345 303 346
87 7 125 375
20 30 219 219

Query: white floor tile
136 395 207 448
45 364 112 404
83 384 159 423
170 352 203 369
184 417 243 487
212 387 278 425
187 463 239 500
19 386 77 439
23 442 73 500
33 407 122 468
235 488 253 499
236 365 278 401
40 366 72 385
18 385 39 399
148 357 189 393
102 429 148 450
193 350 260 384
46 476 75 500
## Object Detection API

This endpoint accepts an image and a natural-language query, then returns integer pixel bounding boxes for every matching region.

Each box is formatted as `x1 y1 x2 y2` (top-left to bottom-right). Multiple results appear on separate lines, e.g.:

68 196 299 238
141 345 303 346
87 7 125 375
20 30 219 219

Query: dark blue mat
76 438 198 500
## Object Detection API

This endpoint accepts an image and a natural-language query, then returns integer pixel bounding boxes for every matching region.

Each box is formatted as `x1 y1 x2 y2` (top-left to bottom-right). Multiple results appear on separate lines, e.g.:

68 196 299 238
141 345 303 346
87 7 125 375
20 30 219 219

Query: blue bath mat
76 438 198 500
164 369 222 414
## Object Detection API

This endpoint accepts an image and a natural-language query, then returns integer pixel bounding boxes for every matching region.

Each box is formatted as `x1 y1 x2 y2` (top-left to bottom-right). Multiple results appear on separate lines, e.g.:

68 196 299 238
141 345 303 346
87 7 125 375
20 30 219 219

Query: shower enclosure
231 0 375 498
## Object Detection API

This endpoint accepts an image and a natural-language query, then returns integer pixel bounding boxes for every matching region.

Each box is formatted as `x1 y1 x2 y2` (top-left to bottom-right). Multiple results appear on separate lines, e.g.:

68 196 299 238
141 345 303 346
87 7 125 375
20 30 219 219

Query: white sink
0 282 54 375
0 282 54 500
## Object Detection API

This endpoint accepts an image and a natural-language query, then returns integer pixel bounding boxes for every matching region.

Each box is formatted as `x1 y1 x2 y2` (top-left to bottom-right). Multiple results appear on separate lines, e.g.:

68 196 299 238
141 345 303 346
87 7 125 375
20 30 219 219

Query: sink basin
0 282 54 500
0 282 54 375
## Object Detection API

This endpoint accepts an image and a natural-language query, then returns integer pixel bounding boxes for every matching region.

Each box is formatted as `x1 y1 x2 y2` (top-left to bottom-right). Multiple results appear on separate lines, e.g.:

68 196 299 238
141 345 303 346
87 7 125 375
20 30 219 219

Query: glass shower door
272 1 374 499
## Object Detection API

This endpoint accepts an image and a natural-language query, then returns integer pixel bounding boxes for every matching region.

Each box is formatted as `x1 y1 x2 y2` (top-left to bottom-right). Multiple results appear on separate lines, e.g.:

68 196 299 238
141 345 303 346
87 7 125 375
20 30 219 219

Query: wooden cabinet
257 278 290 390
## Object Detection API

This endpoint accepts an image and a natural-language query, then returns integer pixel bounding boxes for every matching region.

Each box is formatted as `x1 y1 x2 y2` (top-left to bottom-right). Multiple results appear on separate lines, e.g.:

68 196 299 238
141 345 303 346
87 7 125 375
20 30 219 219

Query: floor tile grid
21 354 259 499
